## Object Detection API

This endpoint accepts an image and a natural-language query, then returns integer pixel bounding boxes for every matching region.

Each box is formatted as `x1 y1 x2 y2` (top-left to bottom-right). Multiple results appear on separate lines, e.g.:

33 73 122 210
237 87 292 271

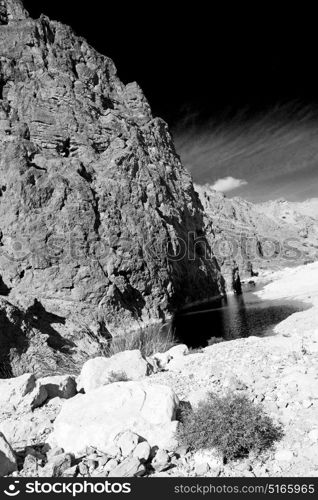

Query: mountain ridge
195 184 318 282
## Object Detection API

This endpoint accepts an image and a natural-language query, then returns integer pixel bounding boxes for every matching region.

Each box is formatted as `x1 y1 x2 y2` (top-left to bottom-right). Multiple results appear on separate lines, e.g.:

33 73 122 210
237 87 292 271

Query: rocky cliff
196 184 318 284
0 0 224 376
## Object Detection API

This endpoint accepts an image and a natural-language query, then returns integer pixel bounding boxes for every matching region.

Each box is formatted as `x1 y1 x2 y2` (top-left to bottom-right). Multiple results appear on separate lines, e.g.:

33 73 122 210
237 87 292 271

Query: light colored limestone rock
53 381 179 454
114 431 139 458
77 351 149 393
133 441 151 462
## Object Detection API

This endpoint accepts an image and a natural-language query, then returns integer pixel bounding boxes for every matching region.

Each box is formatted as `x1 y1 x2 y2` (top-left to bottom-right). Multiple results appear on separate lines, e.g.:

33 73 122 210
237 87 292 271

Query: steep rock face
196 184 318 283
0 0 224 373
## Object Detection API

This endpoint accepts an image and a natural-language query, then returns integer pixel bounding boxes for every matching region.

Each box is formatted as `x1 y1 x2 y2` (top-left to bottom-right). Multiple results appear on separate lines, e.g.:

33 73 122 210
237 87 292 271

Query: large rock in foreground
53 381 179 453
77 350 150 392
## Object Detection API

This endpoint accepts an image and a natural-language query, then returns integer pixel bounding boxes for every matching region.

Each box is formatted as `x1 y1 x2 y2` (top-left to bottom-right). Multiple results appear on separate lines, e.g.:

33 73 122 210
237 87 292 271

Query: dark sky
23 2 318 201
23 1 318 125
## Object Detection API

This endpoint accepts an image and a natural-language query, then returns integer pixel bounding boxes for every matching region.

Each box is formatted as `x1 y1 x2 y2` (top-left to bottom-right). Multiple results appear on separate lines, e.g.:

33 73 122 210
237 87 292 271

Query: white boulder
167 344 189 358
152 344 189 371
114 430 139 458
0 373 35 409
0 432 17 477
133 441 151 462
0 373 47 413
53 381 179 453
77 350 149 393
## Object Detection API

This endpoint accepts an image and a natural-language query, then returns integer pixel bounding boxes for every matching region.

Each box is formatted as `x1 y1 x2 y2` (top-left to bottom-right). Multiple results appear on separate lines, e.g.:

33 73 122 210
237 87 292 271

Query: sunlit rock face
196 184 318 285
0 0 224 374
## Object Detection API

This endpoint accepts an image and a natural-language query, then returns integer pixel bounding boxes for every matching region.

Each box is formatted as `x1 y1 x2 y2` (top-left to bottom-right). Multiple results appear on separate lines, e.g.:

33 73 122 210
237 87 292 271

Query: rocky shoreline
1 262 317 478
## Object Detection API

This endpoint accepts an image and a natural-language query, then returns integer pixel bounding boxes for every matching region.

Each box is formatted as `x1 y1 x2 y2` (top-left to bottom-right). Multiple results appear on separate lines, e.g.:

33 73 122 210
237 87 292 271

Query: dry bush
103 323 176 358
178 392 283 461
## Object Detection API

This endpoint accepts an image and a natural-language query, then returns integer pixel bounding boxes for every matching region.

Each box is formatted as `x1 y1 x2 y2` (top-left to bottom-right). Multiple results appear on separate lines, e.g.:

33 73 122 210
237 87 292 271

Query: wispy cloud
211 176 248 193
173 104 318 202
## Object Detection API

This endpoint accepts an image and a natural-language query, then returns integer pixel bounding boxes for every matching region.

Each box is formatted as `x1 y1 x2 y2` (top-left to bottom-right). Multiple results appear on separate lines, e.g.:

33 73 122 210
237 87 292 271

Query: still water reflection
172 291 307 349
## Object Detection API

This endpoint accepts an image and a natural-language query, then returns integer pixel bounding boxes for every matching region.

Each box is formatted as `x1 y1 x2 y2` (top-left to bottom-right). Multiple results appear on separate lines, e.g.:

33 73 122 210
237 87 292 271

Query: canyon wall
0 0 225 375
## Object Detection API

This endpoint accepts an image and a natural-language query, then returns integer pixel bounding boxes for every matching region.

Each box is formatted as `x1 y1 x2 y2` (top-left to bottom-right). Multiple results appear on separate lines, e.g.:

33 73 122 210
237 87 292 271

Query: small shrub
107 370 129 383
177 392 283 461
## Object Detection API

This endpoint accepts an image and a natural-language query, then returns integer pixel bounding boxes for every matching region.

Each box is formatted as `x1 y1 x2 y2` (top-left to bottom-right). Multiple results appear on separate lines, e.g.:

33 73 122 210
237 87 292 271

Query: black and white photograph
0 1 317 496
